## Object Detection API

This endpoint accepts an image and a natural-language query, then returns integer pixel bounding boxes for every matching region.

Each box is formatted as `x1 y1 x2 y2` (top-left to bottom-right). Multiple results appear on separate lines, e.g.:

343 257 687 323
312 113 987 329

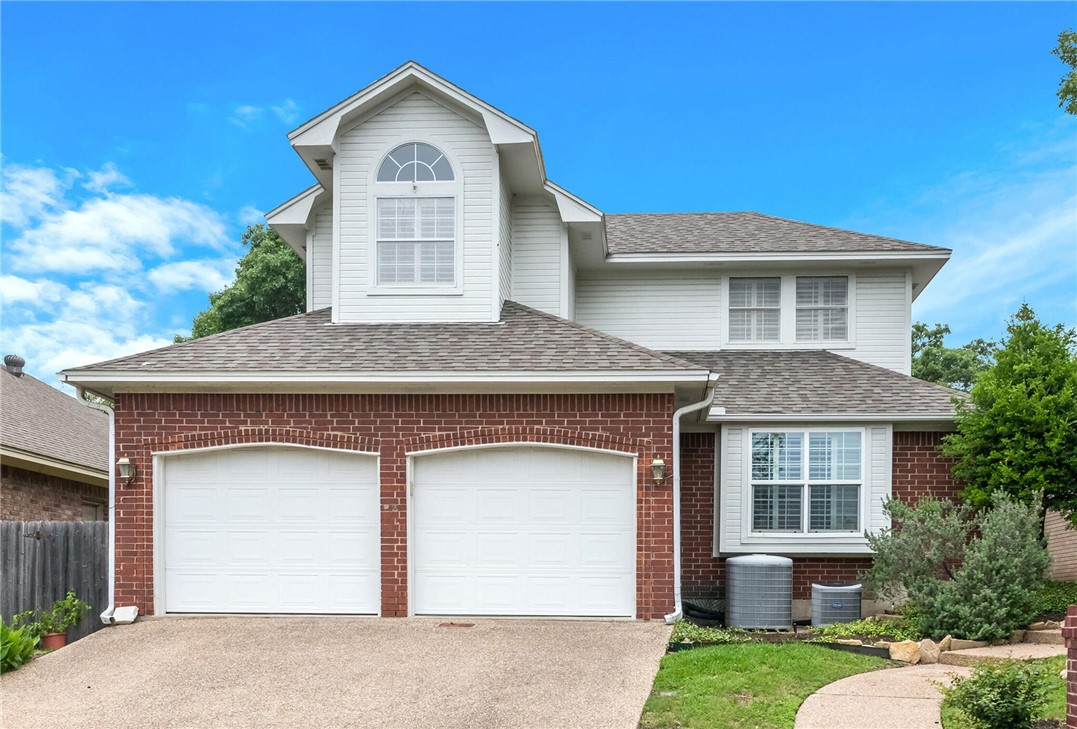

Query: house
58 62 963 622
2 355 108 521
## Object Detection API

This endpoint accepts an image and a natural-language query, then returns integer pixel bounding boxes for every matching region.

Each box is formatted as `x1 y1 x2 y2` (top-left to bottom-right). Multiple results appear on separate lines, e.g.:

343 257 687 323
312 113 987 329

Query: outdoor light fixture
651 458 666 485
116 457 136 483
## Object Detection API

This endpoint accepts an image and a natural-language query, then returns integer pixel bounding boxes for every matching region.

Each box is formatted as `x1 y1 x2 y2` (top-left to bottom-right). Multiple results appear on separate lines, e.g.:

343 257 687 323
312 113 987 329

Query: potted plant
14 591 91 651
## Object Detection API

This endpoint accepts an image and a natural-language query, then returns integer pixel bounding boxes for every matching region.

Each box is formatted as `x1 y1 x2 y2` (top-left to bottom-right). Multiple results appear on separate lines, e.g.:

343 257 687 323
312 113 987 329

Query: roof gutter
665 372 721 625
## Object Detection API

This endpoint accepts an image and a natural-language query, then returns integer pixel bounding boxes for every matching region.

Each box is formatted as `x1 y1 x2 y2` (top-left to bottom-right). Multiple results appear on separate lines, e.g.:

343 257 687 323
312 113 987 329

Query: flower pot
40 632 66 651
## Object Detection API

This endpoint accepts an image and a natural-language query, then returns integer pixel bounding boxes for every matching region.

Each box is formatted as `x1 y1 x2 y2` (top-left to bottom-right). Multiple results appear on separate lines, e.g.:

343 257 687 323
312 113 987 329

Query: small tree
911 322 995 391
864 492 1050 641
942 304 1077 526
1053 28 1077 115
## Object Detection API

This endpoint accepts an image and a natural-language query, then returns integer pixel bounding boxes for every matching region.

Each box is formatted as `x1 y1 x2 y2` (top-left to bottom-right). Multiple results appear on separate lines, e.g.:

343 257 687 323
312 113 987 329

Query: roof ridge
504 301 708 371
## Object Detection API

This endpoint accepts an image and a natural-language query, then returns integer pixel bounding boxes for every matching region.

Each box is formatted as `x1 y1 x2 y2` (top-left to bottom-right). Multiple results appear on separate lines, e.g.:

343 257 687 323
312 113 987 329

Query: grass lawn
639 642 890 729
940 656 1067 729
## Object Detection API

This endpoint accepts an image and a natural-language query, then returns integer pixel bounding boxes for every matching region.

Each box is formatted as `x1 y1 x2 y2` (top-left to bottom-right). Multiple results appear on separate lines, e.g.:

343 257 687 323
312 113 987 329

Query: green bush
1032 580 1077 616
14 590 91 638
941 659 1052 729
670 621 746 645
864 492 1050 641
812 617 921 642
1 622 39 673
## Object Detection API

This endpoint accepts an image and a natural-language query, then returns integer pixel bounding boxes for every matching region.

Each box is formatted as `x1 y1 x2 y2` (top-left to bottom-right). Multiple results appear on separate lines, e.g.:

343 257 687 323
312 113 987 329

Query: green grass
940 656 1067 729
669 621 746 645
640 642 889 729
1033 580 1077 617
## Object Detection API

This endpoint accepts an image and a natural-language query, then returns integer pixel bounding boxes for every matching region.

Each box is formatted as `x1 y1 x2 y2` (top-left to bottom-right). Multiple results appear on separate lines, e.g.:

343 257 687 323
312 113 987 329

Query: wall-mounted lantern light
651 458 666 485
116 457 136 483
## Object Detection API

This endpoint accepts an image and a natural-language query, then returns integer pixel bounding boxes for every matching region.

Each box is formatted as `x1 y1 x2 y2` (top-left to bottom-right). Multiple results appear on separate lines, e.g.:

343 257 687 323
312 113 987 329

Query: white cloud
229 104 264 128
271 99 300 125
148 259 233 293
0 274 70 306
238 204 263 225
1 163 72 226
82 162 131 194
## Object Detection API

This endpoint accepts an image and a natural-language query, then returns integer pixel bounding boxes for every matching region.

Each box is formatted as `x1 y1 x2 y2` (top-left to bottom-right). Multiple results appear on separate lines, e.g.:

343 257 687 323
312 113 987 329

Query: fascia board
0 446 108 487
605 251 952 264
546 182 603 223
708 412 955 423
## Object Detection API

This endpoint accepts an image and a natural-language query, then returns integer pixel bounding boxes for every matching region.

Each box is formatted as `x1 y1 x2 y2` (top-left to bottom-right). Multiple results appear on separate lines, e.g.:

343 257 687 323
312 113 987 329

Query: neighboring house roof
666 349 963 420
605 212 951 256
61 303 708 384
0 362 108 485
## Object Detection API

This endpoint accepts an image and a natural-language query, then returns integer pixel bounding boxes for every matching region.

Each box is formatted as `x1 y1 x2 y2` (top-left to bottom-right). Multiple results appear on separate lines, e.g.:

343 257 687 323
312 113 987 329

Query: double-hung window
374 142 457 288
728 277 781 342
796 276 849 341
750 429 862 533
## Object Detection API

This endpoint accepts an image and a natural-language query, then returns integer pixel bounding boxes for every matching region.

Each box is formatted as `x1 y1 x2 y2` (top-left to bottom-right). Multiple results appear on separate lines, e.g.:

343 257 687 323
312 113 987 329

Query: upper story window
728 277 781 342
374 143 458 289
796 276 848 341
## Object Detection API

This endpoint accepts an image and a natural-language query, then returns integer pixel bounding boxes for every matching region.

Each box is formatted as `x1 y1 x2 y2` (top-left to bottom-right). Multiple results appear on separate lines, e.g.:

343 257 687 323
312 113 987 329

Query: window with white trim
729 277 781 342
374 143 457 287
796 276 849 341
750 430 862 532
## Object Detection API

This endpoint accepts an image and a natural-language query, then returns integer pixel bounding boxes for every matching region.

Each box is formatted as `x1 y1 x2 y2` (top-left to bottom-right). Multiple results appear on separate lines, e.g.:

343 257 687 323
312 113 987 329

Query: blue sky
2 2 1075 386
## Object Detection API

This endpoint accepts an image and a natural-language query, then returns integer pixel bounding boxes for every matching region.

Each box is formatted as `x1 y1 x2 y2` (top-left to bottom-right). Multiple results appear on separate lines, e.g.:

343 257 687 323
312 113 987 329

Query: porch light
651 458 666 485
116 457 136 483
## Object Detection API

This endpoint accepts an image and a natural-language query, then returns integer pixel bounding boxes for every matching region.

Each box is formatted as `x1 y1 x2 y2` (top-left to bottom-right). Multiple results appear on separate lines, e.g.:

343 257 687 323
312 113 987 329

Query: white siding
497 167 512 308
564 246 576 320
335 91 496 323
575 272 722 350
716 423 893 556
511 198 563 316
309 203 333 310
850 270 910 374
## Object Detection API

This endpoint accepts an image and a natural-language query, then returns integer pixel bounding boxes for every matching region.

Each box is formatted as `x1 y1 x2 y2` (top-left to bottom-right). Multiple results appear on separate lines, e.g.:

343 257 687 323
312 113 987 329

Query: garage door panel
413 446 635 617
162 446 379 614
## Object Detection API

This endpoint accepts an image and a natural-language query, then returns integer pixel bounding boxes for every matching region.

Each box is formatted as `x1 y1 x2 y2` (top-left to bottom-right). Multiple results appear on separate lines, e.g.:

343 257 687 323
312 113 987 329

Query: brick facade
113 392 675 619
680 429 958 603
1064 605 1076 729
1 464 106 521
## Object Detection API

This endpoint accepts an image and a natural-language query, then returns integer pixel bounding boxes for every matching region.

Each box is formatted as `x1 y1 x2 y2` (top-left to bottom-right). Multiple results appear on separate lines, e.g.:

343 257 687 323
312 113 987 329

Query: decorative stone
1060 669 1067 680
835 639 863 645
939 635 952 652
1029 620 1061 631
873 641 891 649
918 638 941 664
949 639 988 651
1009 629 1026 643
889 640 920 663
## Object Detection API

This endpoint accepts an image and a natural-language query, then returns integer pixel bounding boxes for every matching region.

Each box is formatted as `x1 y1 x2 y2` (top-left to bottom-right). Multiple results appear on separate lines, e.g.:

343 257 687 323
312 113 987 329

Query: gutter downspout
74 385 117 624
665 372 720 625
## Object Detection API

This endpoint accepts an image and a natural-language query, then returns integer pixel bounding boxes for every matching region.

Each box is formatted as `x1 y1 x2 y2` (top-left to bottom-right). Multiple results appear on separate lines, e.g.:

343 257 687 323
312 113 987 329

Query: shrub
670 621 745 645
1 622 39 673
812 617 921 642
14 590 92 638
941 659 1052 729
1032 580 1077 616
864 492 1050 641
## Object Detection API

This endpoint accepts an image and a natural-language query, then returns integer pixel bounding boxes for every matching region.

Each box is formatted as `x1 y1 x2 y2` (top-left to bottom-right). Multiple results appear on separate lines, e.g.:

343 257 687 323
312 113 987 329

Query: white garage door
412 446 636 617
161 446 379 614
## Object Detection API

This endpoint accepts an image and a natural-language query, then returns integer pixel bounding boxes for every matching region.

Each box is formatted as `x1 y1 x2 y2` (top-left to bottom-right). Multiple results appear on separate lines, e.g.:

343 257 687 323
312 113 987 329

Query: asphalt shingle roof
666 349 963 418
605 212 950 256
66 302 704 374
0 366 108 472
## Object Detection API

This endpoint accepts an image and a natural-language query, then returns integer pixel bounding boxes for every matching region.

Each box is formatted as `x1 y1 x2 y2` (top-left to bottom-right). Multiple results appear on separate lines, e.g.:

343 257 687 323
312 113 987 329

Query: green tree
1052 29 1077 115
942 304 1077 525
911 322 995 391
177 224 306 341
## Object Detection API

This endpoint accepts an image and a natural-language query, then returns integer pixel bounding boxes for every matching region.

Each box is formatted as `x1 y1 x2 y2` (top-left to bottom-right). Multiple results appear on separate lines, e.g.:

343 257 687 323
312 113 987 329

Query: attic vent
314 158 333 170
4 354 25 377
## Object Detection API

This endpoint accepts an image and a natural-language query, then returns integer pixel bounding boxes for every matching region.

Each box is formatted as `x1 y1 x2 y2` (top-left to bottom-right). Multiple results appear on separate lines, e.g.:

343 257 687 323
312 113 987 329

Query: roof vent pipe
4 354 25 376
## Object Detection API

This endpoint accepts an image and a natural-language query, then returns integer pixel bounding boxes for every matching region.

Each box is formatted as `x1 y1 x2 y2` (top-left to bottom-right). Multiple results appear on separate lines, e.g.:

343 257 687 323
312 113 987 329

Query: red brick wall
680 430 957 603
892 431 961 504
113 392 674 619
1064 605 1076 729
1 464 106 521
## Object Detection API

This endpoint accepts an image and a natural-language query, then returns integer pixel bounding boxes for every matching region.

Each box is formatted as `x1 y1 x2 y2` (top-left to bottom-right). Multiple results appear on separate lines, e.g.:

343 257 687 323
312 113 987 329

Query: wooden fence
1 520 108 642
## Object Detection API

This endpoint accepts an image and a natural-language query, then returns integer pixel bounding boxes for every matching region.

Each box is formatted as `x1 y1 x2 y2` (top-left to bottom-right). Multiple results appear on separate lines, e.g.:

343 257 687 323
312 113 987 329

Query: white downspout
74 385 117 624
665 372 720 625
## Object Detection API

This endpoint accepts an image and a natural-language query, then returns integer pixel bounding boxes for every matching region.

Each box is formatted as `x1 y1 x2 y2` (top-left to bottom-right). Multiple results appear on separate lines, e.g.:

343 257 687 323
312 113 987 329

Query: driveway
0 616 670 729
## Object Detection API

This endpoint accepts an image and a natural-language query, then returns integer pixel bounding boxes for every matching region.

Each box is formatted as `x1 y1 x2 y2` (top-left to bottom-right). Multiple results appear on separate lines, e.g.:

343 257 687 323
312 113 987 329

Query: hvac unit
725 554 793 629
811 583 863 627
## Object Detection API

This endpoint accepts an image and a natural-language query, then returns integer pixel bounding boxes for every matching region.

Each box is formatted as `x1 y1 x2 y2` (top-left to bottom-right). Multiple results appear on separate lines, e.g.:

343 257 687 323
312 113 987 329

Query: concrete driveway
0 616 670 729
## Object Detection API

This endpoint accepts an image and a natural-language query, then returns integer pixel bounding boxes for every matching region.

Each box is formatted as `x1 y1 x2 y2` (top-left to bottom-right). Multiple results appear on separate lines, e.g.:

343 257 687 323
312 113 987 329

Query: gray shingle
666 350 962 417
0 367 108 472
606 212 950 255
66 302 705 374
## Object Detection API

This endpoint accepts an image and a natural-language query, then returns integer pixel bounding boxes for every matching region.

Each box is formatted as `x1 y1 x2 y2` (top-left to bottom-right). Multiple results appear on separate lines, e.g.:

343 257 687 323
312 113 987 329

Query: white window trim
727 276 782 344
367 139 464 296
741 426 869 541
721 273 857 349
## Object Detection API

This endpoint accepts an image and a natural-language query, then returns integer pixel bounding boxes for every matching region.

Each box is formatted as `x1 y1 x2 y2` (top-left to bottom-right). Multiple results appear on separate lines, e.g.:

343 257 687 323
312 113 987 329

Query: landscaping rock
917 638 941 664
873 641 891 649
888 640 920 664
1009 629 1026 643
949 639 988 651
835 639 863 646
1029 620 1061 631
939 635 952 652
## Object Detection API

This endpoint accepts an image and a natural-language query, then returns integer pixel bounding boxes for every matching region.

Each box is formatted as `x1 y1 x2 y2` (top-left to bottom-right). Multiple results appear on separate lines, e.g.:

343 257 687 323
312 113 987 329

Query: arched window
377 142 454 182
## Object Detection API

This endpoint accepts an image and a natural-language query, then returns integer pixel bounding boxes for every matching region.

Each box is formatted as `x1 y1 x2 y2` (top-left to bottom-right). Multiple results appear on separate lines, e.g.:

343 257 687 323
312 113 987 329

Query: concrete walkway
796 642 1066 729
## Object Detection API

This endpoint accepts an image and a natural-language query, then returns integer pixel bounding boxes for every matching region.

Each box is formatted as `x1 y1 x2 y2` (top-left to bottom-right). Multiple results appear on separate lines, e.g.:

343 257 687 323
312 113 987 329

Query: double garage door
161 445 636 617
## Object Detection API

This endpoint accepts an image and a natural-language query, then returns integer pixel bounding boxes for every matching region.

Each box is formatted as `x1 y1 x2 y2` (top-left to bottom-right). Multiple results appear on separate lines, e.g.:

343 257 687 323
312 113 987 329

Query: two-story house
60 62 961 624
